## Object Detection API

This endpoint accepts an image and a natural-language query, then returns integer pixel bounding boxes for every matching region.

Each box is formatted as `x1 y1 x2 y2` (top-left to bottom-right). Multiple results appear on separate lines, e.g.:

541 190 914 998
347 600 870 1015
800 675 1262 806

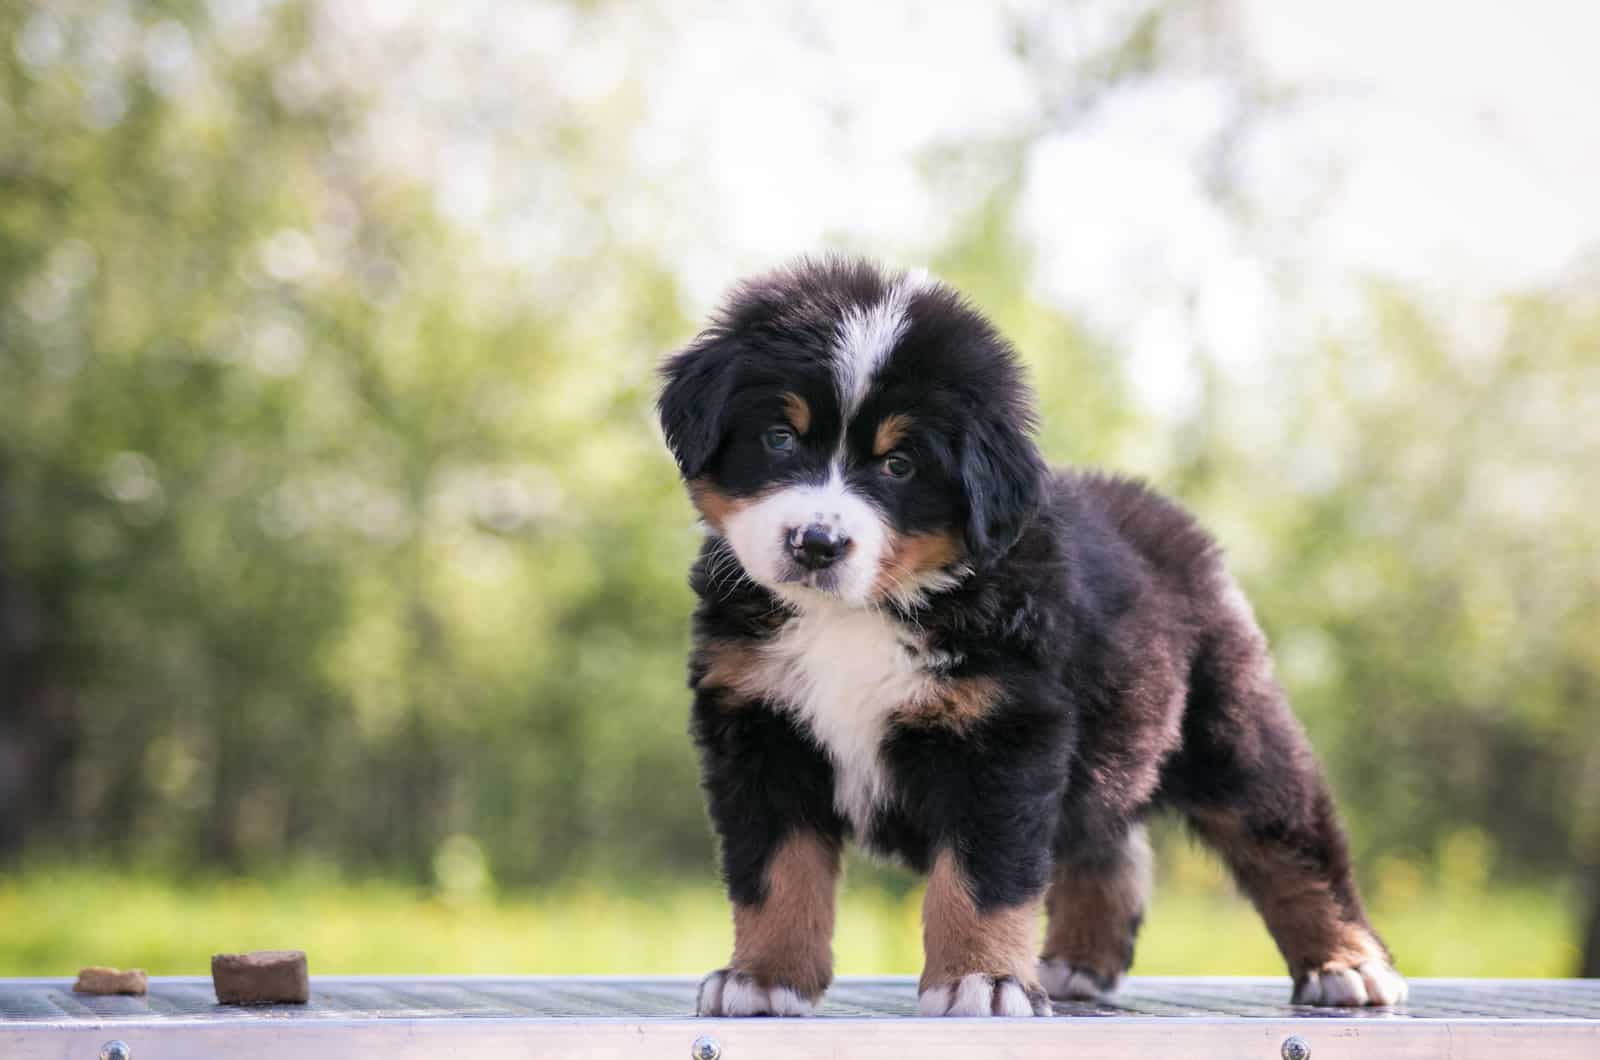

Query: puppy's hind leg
1185 792 1406 1006
1167 583 1407 1007
1039 823 1152 1001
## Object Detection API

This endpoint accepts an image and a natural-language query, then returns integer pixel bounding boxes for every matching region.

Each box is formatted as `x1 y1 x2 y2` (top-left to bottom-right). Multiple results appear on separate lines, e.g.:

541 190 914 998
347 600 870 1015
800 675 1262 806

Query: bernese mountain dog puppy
658 257 1406 1018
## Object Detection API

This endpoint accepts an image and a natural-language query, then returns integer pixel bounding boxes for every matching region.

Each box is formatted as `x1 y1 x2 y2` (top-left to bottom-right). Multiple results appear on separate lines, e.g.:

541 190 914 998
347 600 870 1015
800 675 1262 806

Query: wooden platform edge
6 1015 1600 1060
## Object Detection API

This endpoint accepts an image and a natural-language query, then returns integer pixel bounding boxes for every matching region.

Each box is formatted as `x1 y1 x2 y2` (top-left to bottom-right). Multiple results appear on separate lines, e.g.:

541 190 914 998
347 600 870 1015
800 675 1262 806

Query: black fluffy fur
662 257 1394 998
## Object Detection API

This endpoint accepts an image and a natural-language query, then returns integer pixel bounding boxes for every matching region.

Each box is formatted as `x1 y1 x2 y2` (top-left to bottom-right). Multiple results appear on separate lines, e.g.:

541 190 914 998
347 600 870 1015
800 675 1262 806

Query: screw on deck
1281 1035 1311 1060
691 1034 722 1060
99 1042 132 1060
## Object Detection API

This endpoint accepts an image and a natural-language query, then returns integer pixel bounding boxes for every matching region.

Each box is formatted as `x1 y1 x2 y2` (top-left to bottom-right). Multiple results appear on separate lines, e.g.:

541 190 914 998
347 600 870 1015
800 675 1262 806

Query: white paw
1039 958 1120 1001
696 969 815 1017
918 974 1051 1017
1294 960 1408 1007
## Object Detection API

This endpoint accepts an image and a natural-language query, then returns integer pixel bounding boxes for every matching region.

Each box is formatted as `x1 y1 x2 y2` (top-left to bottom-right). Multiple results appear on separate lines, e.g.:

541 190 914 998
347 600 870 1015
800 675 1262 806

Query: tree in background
0 0 702 881
0 0 1142 886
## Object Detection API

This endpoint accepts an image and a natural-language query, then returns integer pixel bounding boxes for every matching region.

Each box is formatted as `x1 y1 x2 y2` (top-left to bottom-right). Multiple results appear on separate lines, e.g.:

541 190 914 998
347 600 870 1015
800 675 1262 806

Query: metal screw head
1281 1035 1311 1060
691 1034 722 1060
100 1042 132 1060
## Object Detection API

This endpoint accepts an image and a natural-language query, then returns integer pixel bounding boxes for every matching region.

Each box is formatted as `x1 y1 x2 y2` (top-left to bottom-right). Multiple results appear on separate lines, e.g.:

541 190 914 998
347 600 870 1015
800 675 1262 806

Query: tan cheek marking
873 413 913 456
782 392 812 435
920 848 1042 993
873 529 962 597
688 478 750 532
731 831 840 1000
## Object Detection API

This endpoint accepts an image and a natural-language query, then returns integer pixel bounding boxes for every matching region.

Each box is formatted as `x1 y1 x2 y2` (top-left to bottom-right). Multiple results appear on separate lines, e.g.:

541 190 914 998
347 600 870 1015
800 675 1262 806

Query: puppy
658 257 1405 1018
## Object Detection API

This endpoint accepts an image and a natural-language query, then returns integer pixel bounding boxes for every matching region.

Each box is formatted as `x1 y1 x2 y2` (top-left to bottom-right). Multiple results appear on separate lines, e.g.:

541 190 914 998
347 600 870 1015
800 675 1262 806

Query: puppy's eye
881 452 914 479
763 426 796 453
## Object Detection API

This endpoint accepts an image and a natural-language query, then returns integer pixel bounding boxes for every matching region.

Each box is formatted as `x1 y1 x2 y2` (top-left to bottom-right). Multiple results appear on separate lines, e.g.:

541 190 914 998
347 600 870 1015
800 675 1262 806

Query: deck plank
2 976 1597 1059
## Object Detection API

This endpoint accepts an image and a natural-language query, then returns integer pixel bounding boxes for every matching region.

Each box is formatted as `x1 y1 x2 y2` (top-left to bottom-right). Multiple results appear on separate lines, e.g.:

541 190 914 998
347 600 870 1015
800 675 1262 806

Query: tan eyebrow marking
782 392 812 434
873 413 914 456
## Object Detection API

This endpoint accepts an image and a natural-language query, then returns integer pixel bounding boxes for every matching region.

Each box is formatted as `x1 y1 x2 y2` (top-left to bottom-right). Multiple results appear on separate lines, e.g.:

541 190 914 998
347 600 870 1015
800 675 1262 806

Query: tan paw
696 968 815 1017
1294 960 1408 1007
1039 957 1121 1001
918 974 1051 1017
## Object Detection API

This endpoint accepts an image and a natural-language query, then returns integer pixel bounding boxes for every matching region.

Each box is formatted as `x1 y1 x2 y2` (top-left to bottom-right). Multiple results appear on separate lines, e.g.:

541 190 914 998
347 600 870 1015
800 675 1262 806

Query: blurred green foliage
1 0 1596 975
2 0 701 884
0 855 1575 978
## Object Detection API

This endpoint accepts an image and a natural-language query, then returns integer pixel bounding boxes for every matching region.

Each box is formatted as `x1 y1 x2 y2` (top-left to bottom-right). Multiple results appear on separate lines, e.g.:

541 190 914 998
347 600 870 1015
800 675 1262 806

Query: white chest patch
754 597 937 834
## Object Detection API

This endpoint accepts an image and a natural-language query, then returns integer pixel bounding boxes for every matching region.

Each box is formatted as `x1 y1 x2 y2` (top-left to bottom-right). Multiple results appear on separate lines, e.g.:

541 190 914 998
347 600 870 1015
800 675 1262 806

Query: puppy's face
659 259 1044 609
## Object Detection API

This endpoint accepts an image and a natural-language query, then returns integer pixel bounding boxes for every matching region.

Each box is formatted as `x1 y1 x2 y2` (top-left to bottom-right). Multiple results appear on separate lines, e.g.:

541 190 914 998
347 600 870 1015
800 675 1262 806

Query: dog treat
73 966 148 995
211 950 310 1005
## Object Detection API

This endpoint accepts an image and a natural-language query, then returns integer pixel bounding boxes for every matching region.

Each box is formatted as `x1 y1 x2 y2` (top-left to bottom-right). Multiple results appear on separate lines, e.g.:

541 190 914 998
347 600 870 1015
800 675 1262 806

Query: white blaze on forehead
832 270 930 418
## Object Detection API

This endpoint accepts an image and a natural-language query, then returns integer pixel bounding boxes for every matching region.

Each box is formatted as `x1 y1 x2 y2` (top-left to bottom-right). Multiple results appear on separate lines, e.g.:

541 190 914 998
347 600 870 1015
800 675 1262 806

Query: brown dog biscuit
73 967 148 996
211 950 310 1004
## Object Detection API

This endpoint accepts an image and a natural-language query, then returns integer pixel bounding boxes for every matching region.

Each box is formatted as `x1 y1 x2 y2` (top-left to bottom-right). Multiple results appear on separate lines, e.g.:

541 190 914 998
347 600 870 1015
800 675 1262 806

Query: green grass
0 854 1581 979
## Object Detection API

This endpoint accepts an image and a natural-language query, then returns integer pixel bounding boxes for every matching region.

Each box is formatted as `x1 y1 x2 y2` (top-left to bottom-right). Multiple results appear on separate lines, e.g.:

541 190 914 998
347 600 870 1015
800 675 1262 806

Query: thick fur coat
658 258 1404 1017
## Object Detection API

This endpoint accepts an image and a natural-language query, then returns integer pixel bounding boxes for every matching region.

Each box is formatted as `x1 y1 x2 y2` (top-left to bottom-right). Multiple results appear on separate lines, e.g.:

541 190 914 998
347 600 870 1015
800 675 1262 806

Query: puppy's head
658 257 1043 608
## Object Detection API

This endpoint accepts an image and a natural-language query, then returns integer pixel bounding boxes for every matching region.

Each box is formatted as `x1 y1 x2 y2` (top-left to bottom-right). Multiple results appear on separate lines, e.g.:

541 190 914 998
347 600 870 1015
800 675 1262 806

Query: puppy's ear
657 333 738 479
960 414 1045 568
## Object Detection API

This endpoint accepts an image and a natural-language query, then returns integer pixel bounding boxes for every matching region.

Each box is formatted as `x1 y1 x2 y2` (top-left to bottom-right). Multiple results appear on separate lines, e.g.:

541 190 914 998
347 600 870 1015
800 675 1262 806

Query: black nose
790 523 851 570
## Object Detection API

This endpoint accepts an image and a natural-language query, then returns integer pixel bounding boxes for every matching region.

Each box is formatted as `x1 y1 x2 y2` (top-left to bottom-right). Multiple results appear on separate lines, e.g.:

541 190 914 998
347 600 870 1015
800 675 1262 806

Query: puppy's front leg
698 829 840 1016
691 699 844 1016
918 848 1052 1017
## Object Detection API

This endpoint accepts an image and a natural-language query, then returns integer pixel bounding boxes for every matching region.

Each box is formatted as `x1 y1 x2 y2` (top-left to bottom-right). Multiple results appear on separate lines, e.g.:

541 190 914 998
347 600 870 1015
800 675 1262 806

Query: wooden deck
3 975 1598 1059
